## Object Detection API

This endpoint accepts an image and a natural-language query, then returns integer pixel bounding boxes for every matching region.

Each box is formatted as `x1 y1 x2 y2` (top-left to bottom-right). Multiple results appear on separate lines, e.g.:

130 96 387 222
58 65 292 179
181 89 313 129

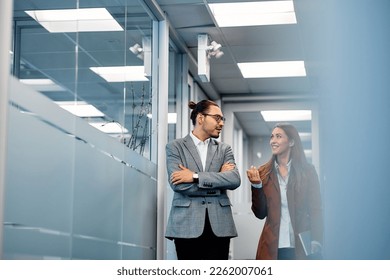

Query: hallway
1 0 390 261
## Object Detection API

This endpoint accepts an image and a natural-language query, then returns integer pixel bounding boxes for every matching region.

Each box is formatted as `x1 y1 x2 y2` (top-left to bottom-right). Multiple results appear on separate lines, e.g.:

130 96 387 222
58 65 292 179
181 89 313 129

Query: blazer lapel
183 134 203 171
205 139 218 171
269 168 280 194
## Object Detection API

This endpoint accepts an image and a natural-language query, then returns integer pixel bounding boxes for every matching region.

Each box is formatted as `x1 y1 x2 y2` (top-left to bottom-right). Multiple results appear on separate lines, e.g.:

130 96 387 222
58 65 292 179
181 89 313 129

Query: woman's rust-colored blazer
251 160 323 260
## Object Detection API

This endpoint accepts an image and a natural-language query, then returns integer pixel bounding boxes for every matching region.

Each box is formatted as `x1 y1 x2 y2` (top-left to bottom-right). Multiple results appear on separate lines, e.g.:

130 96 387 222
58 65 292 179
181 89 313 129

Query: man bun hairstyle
189 100 219 126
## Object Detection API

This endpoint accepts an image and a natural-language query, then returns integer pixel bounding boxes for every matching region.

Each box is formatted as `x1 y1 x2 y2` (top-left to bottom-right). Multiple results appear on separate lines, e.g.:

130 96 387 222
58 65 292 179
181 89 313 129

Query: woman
247 123 323 260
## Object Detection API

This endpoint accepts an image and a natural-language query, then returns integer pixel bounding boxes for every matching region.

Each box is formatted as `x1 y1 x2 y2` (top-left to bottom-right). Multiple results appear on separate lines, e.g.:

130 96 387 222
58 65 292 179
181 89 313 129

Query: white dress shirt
190 132 210 171
275 160 295 249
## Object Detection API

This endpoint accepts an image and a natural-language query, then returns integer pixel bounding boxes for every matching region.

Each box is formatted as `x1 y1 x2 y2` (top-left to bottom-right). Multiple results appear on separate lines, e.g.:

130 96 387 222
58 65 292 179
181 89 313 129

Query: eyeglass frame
202 113 226 123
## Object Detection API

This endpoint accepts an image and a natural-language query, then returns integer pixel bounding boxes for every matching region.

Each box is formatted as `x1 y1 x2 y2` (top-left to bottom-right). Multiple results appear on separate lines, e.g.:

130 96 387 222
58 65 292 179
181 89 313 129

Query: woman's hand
246 165 261 184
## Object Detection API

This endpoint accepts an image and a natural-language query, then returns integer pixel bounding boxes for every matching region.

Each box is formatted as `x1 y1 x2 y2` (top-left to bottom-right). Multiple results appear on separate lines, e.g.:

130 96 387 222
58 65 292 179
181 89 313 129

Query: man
165 100 241 260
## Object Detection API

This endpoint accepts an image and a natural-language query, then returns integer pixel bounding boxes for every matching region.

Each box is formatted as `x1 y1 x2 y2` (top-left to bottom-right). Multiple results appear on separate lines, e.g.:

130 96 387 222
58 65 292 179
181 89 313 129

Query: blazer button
201 201 206 205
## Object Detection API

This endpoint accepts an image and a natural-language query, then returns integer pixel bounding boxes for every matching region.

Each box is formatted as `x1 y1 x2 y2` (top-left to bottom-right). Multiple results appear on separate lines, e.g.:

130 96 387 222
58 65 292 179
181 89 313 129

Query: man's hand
171 164 194 185
246 165 262 184
220 162 235 172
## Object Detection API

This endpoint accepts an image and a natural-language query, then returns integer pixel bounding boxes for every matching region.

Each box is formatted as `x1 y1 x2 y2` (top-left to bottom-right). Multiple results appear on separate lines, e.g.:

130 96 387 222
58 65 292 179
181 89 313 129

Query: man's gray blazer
165 134 241 239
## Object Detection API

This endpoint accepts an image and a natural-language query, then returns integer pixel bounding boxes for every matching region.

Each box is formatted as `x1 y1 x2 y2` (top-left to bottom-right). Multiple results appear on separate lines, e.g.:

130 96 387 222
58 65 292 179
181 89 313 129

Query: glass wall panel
12 0 154 159
5 0 158 260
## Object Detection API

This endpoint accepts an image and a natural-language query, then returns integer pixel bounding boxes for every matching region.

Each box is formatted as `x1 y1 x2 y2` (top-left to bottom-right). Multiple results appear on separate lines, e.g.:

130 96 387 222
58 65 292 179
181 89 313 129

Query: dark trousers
174 212 230 260
277 248 296 260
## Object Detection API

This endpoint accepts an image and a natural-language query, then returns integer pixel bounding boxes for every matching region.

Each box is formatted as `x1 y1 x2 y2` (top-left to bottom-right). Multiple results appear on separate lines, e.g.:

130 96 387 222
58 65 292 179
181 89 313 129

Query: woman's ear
289 140 295 147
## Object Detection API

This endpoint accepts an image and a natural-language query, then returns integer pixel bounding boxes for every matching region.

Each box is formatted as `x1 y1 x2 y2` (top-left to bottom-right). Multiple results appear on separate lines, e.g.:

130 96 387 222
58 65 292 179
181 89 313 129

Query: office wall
312 0 390 259
3 77 157 259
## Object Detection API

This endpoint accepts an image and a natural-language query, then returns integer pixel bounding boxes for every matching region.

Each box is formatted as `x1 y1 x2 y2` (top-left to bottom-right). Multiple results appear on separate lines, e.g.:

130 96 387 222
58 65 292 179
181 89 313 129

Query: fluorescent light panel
299 132 312 142
261 110 311 122
20 78 66 92
304 150 312 158
89 122 129 134
238 61 306 78
208 1 297 27
56 101 105 118
147 113 177 124
90 66 149 82
25 8 123 33
168 113 177 124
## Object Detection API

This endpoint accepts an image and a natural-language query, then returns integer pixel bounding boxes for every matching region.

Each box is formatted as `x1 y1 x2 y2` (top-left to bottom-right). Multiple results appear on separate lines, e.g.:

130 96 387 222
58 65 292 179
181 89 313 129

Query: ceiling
161 0 311 95
157 0 317 139
12 0 316 141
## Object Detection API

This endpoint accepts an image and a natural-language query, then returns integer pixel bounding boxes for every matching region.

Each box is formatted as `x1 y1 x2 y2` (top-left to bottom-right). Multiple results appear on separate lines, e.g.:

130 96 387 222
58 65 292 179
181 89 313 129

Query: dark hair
189 100 219 126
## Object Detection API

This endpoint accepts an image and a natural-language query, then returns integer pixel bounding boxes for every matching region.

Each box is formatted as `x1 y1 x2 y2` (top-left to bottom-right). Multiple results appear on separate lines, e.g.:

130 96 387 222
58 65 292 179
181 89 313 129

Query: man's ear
197 113 204 125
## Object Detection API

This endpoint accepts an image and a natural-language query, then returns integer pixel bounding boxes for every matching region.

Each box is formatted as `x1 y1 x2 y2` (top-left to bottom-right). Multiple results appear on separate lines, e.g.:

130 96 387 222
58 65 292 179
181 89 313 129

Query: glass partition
13 0 154 159
5 0 158 260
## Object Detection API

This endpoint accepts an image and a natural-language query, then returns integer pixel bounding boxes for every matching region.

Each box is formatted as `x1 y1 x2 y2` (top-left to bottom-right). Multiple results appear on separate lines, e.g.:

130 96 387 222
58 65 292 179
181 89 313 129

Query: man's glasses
203 113 226 123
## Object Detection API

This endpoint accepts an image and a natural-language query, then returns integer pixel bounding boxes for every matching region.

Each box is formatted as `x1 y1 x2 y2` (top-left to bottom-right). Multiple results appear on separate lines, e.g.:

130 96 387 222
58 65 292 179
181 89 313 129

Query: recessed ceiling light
56 101 105 118
261 110 312 122
238 61 306 78
90 66 149 82
299 132 312 142
89 122 129 134
208 1 297 27
304 149 312 157
25 8 123 33
168 113 177 124
147 113 177 124
20 79 66 92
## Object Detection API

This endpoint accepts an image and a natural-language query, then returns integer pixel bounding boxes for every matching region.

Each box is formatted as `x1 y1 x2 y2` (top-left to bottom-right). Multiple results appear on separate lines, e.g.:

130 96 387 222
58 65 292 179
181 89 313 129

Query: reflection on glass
24 8 124 33
12 1 154 159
